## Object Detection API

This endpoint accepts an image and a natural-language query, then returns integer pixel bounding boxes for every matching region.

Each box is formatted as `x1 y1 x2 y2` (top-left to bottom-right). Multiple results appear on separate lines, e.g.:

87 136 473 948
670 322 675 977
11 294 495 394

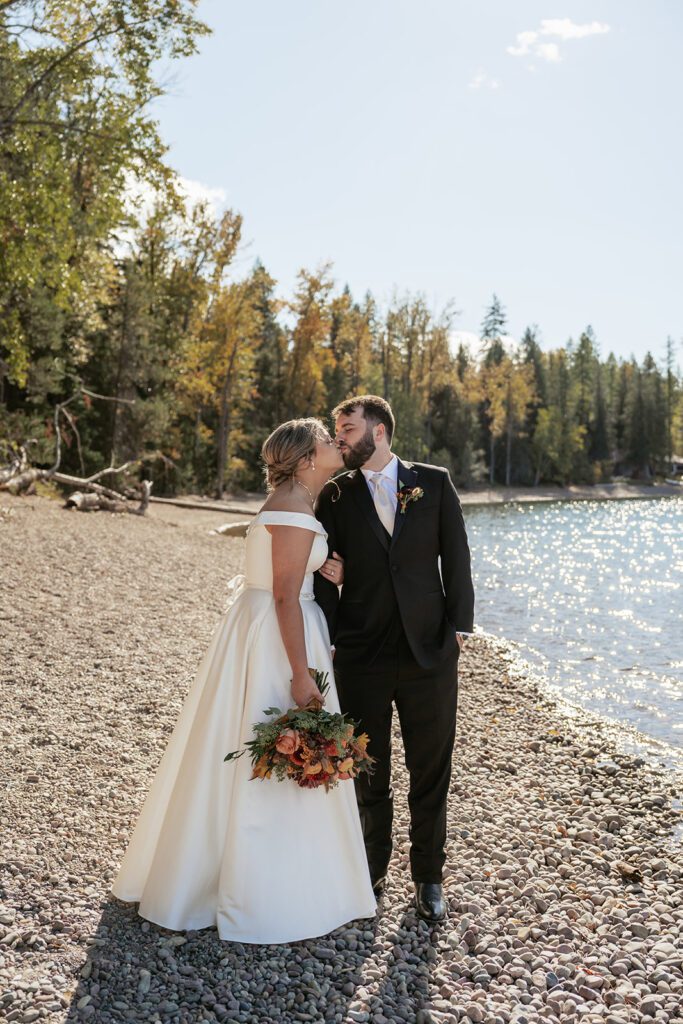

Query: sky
152 0 683 363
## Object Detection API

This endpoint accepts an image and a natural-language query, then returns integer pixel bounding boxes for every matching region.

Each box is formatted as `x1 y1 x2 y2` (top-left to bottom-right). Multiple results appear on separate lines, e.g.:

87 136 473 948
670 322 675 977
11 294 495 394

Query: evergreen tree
590 366 611 464
286 265 334 418
664 335 680 462
479 294 508 482
246 262 287 471
480 294 507 367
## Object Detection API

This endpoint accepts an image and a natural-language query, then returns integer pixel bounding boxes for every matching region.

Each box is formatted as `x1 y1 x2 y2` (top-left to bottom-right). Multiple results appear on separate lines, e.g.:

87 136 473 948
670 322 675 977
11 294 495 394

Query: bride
112 418 376 943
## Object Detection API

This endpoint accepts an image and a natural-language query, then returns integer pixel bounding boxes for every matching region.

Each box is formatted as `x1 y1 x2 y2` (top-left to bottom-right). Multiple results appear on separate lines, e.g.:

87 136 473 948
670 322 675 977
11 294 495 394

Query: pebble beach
1 495 681 1024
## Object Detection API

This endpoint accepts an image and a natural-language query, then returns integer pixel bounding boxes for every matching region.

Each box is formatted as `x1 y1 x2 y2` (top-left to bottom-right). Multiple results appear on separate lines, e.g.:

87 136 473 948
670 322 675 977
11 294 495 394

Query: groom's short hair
333 395 395 442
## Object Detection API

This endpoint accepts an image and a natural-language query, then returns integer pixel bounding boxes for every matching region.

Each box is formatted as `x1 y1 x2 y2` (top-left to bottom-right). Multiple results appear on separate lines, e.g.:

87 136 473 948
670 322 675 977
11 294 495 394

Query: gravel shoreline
1 496 681 1024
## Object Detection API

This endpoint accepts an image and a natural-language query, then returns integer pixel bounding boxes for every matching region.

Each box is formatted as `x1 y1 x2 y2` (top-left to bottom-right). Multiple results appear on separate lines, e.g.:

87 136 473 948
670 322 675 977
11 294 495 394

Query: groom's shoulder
318 470 357 506
336 469 358 486
408 461 450 481
330 469 357 490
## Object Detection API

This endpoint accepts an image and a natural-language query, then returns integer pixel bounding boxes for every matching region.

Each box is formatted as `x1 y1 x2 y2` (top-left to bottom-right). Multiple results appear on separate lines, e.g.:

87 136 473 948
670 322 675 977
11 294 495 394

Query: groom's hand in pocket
318 551 344 586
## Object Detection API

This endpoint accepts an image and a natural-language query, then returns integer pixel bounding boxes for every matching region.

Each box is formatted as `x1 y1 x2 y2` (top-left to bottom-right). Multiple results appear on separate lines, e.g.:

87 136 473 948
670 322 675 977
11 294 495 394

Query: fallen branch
77 454 169 485
2 467 45 495
64 481 152 515
52 472 141 502
149 496 258 516
0 389 169 515
0 442 35 485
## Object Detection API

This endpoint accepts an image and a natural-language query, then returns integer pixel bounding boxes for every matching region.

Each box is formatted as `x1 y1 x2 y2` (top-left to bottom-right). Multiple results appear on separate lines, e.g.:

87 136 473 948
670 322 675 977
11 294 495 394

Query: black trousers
334 632 458 884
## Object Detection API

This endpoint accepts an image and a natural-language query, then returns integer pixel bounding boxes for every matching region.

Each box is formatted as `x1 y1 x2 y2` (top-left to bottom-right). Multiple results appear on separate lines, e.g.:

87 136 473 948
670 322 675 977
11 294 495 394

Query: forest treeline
2 1 682 496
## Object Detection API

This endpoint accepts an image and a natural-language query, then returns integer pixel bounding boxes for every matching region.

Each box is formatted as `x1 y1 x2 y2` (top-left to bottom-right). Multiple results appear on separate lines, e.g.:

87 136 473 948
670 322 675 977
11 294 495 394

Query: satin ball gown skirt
112 577 376 944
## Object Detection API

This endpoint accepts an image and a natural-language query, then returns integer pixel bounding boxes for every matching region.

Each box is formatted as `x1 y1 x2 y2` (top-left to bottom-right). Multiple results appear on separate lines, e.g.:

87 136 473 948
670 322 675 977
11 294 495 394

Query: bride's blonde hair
261 418 330 491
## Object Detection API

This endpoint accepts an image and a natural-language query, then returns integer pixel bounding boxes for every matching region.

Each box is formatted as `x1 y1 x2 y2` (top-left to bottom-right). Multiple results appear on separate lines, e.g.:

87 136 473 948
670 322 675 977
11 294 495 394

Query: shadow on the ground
359 897 445 1024
63 896 386 1024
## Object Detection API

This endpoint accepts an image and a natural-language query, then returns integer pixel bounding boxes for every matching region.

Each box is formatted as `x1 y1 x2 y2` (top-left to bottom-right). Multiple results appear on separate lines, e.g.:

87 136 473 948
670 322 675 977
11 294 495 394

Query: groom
314 395 474 922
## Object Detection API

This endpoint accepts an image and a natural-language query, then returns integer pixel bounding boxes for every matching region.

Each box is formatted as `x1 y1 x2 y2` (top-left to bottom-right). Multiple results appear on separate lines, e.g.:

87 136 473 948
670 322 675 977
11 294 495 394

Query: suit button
391 564 398 572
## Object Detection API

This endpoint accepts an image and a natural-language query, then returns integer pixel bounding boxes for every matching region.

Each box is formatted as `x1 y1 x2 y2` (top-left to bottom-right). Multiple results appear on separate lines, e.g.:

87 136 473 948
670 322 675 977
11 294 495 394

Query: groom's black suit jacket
314 458 474 670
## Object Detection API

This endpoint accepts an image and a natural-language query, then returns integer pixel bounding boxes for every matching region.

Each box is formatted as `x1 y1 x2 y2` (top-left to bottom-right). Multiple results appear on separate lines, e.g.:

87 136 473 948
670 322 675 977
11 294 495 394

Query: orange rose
275 729 301 755
303 761 322 776
337 756 354 773
337 771 352 781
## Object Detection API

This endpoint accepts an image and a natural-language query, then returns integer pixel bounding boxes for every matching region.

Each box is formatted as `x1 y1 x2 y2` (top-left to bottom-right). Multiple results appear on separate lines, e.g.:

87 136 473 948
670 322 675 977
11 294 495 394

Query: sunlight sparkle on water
465 497 683 769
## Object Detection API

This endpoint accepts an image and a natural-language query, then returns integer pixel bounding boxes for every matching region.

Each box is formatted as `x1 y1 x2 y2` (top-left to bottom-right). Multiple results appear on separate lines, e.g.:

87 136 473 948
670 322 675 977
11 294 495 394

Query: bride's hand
318 551 344 586
291 669 324 708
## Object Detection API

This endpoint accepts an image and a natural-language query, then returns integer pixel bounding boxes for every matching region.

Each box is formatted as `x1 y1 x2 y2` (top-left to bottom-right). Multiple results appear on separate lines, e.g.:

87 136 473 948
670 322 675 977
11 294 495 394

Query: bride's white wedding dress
112 510 376 944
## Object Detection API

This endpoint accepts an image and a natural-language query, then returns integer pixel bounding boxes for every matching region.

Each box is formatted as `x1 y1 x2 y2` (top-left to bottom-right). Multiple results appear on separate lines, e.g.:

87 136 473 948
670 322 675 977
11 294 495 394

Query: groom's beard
340 427 376 470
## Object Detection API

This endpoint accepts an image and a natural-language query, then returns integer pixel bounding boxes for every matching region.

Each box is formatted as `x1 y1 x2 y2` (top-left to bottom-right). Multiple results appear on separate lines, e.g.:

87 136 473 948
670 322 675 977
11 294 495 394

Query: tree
0 0 209 387
285 265 334 418
324 286 373 409
571 328 597 431
542 348 587 484
590 366 610 464
246 261 287 456
479 294 508 481
664 335 680 462
521 325 547 407
480 294 507 367
205 280 261 496
482 354 536 486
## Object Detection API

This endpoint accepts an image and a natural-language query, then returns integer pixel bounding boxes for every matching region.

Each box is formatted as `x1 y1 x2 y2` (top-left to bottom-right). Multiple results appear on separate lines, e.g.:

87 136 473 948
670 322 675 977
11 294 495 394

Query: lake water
463 496 683 774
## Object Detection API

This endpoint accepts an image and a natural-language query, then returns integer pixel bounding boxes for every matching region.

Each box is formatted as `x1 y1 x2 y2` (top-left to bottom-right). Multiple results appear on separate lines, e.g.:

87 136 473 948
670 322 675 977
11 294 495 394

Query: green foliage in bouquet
224 671 375 791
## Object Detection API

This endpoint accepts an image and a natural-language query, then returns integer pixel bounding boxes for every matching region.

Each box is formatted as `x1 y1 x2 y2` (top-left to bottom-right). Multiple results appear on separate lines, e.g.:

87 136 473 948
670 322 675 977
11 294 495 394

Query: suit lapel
391 459 419 548
349 468 390 552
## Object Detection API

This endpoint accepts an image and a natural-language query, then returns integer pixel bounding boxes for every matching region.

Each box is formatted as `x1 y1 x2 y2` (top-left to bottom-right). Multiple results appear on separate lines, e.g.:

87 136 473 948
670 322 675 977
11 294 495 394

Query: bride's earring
309 460 315 470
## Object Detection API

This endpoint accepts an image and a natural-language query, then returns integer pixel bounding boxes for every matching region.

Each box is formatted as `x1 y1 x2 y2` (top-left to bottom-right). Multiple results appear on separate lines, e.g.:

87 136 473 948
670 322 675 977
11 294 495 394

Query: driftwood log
64 481 152 515
210 520 251 537
0 391 168 513
0 445 28 484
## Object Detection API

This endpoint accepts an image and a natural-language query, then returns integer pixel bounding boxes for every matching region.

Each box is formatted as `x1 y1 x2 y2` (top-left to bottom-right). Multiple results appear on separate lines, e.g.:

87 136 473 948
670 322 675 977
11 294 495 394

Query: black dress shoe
371 873 387 895
414 882 447 922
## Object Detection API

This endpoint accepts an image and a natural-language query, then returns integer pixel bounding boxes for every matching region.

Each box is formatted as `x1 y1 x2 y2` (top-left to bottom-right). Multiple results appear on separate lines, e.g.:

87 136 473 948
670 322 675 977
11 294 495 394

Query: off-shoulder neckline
254 509 318 521
250 510 326 532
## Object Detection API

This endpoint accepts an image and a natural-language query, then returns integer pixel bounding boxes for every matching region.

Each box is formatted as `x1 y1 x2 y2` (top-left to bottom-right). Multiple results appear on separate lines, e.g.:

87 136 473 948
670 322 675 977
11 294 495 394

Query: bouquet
224 670 375 791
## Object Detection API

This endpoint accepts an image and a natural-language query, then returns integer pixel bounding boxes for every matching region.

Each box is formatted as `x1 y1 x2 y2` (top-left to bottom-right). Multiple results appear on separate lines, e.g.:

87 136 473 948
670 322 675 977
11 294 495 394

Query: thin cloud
177 176 227 213
507 18 610 63
540 18 611 41
468 70 499 91
536 42 561 63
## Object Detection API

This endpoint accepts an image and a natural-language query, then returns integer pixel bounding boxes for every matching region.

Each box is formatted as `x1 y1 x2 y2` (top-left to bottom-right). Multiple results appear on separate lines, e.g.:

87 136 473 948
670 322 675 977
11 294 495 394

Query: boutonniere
396 483 424 514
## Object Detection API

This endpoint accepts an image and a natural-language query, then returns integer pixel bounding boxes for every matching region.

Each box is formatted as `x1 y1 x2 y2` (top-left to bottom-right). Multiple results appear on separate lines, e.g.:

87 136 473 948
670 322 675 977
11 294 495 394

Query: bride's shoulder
253 493 325 536
259 495 312 516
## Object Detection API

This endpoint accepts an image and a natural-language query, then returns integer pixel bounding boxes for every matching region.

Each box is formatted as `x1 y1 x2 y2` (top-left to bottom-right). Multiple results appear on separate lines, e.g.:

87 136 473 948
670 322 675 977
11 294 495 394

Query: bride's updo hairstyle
261 418 330 491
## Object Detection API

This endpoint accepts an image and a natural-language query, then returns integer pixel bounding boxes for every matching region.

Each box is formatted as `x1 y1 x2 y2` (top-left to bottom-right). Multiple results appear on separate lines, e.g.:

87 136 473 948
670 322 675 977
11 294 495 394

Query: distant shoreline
458 480 682 507
148 480 682 519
